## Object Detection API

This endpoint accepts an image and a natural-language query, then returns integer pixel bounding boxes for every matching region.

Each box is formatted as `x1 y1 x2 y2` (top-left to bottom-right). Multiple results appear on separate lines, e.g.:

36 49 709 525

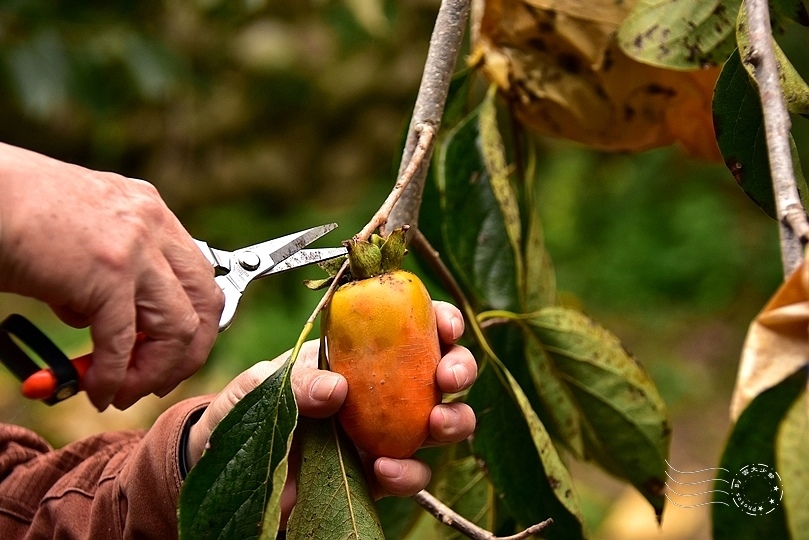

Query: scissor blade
239 223 339 277
260 247 347 276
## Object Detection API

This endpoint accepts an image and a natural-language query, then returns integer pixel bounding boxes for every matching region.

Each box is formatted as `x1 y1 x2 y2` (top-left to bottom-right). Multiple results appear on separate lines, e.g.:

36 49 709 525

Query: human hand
0 143 224 410
186 301 477 522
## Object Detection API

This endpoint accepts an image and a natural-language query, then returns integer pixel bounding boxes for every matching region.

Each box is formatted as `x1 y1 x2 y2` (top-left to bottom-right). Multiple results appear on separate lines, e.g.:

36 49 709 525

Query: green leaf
418 69 475 246
179 357 297 540
737 4 809 115
304 276 335 290
437 106 519 311
523 208 556 311
713 49 809 219
441 69 475 135
522 142 556 311
712 368 806 539
479 86 524 299
378 496 421 540
286 418 385 540
467 364 586 539
776 388 809 539
770 0 809 26
618 0 740 69
524 336 586 459
432 456 496 539
714 49 773 217
481 321 586 460
524 307 670 516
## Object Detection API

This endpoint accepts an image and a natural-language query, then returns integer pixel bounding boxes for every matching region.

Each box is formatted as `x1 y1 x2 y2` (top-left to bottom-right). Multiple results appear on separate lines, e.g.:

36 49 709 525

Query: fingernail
450 316 462 341
310 374 340 402
451 363 469 389
441 406 460 429
377 458 403 479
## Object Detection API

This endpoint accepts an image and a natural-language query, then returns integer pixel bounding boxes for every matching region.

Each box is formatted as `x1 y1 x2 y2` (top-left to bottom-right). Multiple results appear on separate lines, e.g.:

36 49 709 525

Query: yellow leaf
731 258 809 420
470 0 722 160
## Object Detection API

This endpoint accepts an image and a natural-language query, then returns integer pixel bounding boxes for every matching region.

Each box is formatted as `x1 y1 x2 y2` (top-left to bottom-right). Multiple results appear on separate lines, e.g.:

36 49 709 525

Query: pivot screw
238 251 261 271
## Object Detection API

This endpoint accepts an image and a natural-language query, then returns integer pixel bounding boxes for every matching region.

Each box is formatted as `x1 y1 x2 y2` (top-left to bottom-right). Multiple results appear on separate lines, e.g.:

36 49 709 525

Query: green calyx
347 225 408 280
303 226 409 290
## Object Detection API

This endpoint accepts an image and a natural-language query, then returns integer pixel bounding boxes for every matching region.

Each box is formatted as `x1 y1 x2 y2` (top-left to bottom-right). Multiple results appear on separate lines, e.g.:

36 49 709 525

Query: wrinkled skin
0 143 224 410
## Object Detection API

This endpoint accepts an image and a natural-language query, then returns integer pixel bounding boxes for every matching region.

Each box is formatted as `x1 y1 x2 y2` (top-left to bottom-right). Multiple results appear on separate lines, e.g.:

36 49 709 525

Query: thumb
187 357 286 466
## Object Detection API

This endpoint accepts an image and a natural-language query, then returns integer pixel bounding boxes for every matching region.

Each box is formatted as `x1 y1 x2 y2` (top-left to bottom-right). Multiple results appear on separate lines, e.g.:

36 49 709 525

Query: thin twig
410 230 498 364
305 261 349 327
414 490 553 540
410 229 469 311
744 0 809 275
384 0 472 235
355 124 435 242
301 124 435 329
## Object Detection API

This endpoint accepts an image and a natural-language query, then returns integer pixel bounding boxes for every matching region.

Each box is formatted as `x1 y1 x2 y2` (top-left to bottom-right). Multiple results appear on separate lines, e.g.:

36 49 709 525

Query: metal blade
253 223 338 273
224 223 339 293
259 247 347 276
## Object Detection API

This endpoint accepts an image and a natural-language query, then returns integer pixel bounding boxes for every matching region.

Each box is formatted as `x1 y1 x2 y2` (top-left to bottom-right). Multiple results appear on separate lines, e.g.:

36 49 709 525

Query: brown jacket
0 396 210 540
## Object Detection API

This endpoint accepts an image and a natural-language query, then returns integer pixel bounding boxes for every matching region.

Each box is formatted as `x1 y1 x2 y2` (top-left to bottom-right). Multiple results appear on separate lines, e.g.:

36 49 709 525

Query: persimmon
323 228 441 459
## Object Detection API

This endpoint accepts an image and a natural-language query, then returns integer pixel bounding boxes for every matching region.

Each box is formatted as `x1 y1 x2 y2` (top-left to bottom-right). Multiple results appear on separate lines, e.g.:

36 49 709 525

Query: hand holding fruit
186 300 476 517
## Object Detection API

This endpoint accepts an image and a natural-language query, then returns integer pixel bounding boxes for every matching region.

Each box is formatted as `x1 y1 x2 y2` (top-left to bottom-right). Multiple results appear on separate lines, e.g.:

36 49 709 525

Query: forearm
0 142 92 296
0 396 210 539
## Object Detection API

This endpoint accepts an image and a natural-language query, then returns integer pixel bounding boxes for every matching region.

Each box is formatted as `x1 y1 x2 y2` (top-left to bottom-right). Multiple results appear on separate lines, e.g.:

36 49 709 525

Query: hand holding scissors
0 224 346 405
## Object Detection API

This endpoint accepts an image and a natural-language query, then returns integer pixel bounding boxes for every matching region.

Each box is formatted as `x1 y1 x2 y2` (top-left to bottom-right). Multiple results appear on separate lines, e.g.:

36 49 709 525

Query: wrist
179 407 207 478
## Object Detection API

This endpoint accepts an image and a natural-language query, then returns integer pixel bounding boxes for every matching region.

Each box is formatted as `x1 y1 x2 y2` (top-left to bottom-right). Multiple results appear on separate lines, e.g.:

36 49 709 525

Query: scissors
0 223 346 404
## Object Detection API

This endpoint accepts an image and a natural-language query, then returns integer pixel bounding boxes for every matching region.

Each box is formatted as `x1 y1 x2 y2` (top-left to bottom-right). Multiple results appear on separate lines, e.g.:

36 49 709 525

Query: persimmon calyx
344 225 409 280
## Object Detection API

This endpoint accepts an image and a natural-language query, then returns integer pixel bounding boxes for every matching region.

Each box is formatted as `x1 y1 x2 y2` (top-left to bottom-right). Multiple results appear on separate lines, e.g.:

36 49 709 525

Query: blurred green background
0 1 801 538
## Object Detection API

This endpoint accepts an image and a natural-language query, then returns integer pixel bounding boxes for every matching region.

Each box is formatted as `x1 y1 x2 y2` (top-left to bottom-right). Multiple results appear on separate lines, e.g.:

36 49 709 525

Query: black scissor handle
0 314 80 405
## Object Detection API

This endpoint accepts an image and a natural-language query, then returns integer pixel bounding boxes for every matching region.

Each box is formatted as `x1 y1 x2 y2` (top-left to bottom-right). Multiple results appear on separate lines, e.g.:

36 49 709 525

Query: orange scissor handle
21 354 92 400
20 332 146 401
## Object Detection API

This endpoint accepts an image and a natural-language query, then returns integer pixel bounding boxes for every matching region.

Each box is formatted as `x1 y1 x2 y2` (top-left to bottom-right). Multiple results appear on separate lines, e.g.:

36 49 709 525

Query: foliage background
1 1 806 538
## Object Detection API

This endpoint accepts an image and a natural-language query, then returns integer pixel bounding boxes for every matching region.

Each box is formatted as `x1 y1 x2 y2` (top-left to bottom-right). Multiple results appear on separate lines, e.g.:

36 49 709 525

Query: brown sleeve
0 396 211 540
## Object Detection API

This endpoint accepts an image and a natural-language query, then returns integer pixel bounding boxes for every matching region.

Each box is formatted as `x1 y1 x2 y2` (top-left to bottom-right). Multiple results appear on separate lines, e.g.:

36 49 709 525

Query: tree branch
744 0 809 276
414 490 553 540
346 3 545 538
355 124 435 242
384 0 471 236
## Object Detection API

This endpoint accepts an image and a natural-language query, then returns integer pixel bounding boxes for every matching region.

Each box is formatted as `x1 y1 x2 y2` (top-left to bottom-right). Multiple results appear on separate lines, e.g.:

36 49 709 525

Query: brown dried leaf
731 258 809 420
470 0 722 160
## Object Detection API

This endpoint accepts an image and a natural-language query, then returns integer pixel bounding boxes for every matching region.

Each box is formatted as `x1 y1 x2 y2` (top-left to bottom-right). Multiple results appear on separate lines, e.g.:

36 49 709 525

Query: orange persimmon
323 232 441 459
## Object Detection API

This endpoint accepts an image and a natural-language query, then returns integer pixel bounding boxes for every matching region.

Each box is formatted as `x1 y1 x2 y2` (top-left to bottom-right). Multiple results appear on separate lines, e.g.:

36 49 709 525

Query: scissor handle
21 354 92 401
0 314 81 405
215 275 243 331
